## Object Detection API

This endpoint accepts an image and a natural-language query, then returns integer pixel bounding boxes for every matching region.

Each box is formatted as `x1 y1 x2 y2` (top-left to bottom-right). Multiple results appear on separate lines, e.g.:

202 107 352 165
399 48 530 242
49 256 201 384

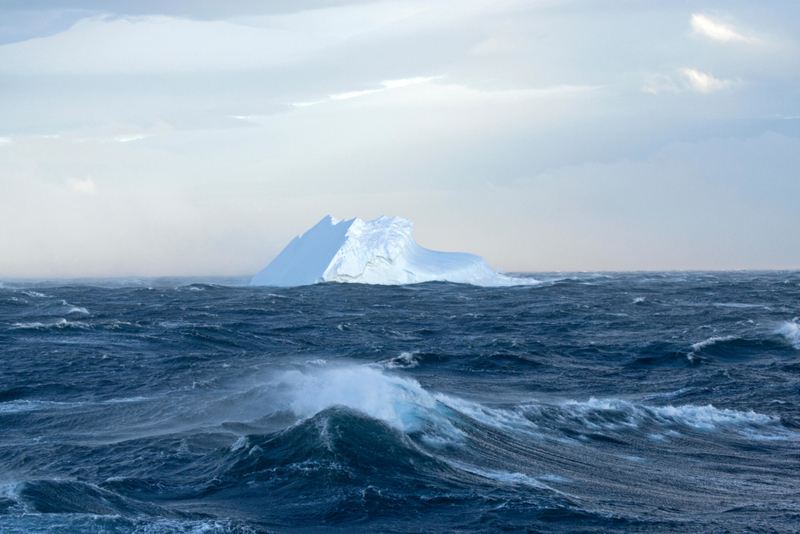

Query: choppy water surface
1 272 799 533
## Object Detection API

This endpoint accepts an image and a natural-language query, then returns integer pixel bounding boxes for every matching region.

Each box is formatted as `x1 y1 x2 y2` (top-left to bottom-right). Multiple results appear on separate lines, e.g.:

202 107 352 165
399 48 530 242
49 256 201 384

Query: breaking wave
254 364 793 445
776 319 800 349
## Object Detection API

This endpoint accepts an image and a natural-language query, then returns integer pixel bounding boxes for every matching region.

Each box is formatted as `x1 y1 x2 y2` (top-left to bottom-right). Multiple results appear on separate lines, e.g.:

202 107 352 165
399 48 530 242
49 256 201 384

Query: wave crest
776 319 800 349
267 366 461 443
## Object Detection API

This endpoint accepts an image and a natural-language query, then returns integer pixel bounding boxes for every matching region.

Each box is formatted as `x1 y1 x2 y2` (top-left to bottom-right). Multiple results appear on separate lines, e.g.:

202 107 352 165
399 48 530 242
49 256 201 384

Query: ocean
1 272 799 533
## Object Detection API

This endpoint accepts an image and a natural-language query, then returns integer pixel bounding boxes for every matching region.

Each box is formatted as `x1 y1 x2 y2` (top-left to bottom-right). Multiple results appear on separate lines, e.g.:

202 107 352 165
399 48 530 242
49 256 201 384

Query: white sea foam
618 454 647 462
382 351 421 369
649 404 777 430
0 400 76 414
230 436 249 452
11 318 87 330
538 474 572 483
556 398 643 431
551 397 789 437
436 394 545 438
642 387 694 402
446 461 556 491
0 482 27 514
690 335 738 352
0 397 145 415
0 482 19 500
157 320 192 329
11 319 66 329
103 396 149 404
493 396 795 441
106 320 134 330
10 321 48 329
632 297 646 304
775 319 800 349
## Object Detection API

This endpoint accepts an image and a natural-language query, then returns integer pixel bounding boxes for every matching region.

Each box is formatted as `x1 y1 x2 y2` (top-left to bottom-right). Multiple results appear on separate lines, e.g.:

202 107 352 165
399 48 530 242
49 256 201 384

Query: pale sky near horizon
1 0 799 277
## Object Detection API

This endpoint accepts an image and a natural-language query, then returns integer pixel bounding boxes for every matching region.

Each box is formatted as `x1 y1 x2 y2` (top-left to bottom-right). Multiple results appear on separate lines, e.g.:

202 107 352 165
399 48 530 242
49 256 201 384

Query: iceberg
250 215 537 287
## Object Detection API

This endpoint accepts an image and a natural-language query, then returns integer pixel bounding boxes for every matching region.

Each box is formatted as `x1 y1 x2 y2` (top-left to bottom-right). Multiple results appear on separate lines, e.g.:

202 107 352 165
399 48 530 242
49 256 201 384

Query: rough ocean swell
1 272 799 533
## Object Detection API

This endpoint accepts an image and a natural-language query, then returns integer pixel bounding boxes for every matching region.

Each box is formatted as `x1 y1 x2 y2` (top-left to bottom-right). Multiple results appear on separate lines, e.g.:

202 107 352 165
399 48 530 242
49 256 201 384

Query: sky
1 0 799 277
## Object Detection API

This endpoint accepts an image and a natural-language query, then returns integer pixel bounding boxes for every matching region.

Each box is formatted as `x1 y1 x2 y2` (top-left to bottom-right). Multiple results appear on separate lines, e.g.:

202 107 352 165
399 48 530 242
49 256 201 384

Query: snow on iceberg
250 215 537 287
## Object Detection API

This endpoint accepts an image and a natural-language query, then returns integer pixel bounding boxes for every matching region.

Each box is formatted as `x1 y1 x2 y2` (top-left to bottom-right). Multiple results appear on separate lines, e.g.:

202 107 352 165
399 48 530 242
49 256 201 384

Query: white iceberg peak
250 215 537 287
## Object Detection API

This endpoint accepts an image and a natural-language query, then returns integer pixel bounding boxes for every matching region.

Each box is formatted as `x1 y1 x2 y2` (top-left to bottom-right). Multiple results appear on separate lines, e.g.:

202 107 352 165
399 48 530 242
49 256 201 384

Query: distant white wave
690 335 738 352
21 290 49 298
381 351 421 369
61 300 89 315
11 318 88 330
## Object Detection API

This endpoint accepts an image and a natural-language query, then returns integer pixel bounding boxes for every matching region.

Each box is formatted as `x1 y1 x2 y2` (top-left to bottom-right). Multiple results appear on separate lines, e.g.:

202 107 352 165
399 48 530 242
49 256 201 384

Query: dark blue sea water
1 272 799 533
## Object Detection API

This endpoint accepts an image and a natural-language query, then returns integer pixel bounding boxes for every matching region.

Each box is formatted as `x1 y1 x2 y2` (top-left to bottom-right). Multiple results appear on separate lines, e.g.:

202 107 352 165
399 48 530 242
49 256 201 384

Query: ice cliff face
250 215 536 287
